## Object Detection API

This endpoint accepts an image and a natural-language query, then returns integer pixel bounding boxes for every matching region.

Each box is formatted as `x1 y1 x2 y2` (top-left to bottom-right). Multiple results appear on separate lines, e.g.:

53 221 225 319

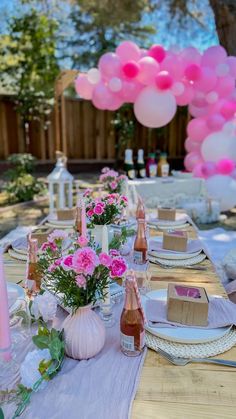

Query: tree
166 0 236 55
69 0 156 69
0 6 60 146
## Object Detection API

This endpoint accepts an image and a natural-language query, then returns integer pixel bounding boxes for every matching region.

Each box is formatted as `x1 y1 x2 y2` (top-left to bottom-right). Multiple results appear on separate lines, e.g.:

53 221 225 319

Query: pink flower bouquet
86 194 128 227
99 167 127 194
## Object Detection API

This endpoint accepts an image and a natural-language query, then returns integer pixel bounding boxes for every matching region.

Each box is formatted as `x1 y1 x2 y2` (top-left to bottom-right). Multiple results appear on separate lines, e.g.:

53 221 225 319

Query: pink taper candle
0 251 12 361
81 199 87 238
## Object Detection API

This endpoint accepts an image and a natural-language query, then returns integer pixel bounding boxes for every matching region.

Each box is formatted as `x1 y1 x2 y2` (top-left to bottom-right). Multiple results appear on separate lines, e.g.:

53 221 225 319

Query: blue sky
0 0 218 57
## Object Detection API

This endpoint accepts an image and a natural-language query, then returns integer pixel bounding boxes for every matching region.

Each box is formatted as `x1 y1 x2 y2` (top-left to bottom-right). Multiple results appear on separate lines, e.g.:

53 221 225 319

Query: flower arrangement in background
99 167 127 194
85 194 128 227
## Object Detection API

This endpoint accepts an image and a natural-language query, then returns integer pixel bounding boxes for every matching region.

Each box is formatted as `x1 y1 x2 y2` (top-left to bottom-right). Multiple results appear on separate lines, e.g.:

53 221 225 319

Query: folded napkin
146 298 236 329
8 289 19 309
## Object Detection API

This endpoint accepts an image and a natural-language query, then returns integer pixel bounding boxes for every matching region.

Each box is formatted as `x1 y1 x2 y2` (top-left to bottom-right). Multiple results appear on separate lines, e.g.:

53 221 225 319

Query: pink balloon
231 168 236 180
148 45 166 63
226 56 236 78
215 75 235 97
187 118 209 142
207 114 225 131
119 80 143 103
193 163 204 178
137 57 160 85
220 100 236 119
201 161 217 177
184 152 203 172
184 64 202 81
191 92 207 108
205 91 218 104
194 67 217 92
201 46 227 68
175 82 194 106
98 53 121 79
108 77 122 92
107 95 123 111
155 71 173 90
122 61 140 78
116 41 141 63
161 52 184 80
185 137 201 153
216 159 235 175
75 75 94 100
92 82 113 110
180 47 202 65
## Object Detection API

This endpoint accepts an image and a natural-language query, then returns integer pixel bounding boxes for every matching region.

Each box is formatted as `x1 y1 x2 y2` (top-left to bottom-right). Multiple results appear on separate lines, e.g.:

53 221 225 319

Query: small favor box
163 230 187 252
167 283 209 326
158 207 176 221
57 208 75 221
31 228 53 247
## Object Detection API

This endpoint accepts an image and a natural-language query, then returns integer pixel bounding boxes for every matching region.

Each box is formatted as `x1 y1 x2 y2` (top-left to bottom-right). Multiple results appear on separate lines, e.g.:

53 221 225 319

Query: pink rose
62 255 73 270
72 247 99 275
94 204 104 215
77 235 89 247
109 249 120 257
110 257 127 278
109 181 118 190
99 252 112 268
87 209 94 218
75 274 87 289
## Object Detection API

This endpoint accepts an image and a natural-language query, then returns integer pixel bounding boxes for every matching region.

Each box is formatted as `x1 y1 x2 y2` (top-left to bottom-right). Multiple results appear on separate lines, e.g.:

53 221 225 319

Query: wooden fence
0 96 189 164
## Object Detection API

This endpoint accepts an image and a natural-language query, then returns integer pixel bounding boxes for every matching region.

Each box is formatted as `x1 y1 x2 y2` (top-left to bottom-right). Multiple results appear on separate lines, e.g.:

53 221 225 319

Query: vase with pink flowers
38 239 127 360
85 193 128 246
99 167 127 194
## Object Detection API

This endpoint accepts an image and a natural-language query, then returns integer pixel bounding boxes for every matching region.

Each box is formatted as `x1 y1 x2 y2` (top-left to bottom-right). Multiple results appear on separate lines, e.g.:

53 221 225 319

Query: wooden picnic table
3 222 236 419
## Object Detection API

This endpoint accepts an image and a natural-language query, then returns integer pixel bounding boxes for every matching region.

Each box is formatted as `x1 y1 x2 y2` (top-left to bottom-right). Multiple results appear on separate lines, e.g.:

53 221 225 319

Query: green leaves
33 326 65 362
0 407 4 419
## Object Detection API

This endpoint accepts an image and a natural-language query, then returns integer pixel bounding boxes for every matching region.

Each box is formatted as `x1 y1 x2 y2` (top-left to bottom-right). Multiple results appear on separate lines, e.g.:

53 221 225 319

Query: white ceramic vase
90 224 113 247
62 304 106 360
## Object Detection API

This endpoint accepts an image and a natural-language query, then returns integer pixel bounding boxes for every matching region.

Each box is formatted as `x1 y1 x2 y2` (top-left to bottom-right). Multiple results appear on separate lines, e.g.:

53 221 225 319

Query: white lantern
47 153 74 215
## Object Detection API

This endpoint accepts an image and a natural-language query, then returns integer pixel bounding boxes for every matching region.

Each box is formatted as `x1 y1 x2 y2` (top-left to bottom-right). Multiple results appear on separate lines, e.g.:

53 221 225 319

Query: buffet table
2 219 236 419
128 177 207 208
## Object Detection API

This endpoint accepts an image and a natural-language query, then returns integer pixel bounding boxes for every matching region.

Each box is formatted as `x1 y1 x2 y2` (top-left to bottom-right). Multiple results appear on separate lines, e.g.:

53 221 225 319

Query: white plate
149 252 206 267
142 289 232 344
47 218 75 226
8 248 27 261
7 282 25 314
149 249 202 260
149 238 203 256
45 222 74 230
12 237 28 255
149 213 188 228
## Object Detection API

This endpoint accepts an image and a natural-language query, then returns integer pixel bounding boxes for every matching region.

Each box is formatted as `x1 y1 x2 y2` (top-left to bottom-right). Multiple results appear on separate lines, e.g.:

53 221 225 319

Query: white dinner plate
142 289 232 344
148 249 202 260
149 252 206 267
8 248 27 261
7 282 25 314
47 218 75 226
148 213 189 228
12 237 28 255
149 237 203 256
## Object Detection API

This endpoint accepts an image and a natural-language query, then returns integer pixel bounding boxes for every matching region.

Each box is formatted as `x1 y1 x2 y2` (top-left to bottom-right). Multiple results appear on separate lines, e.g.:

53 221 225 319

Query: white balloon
201 131 236 162
223 120 236 135
108 77 122 92
87 68 101 84
134 86 177 128
206 175 236 211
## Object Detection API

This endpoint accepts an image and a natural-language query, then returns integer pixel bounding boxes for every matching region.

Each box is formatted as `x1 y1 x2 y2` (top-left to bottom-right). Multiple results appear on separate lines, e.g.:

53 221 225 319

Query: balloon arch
75 41 236 211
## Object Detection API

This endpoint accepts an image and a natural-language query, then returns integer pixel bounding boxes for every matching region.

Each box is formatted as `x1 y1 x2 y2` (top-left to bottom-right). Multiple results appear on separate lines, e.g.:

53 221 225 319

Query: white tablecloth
128 177 206 208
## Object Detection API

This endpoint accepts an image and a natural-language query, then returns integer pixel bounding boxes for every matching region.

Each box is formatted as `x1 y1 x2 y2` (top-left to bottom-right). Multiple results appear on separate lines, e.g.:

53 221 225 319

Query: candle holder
99 302 115 328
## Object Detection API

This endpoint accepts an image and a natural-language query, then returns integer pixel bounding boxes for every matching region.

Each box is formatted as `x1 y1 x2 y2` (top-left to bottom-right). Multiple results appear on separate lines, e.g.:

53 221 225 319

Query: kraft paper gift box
31 228 53 247
57 208 76 221
157 207 176 221
167 283 209 326
163 230 187 252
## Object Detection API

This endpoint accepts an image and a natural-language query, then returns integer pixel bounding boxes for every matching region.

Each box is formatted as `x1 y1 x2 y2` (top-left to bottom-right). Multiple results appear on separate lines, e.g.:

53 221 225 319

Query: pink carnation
94 204 104 215
48 229 67 243
77 235 89 247
99 252 112 268
72 247 99 275
54 257 63 266
102 167 110 174
83 188 92 197
118 175 127 181
109 181 118 190
75 274 87 289
107 197 115 205
109 249 120 257
48 263 57 272
62 255 73 270
41 241 57 252
87 209 94 218
110 257 127 278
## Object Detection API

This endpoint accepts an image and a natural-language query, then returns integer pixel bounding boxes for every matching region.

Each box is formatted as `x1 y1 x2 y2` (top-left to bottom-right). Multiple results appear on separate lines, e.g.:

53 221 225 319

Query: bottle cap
125 149 133 161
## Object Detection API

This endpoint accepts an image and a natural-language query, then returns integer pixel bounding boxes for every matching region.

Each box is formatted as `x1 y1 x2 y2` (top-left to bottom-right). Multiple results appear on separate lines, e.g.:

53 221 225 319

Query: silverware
157 347 236 367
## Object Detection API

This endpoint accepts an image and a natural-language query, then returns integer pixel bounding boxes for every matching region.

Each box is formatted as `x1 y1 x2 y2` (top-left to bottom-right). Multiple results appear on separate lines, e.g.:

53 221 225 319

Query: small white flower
31 291 57 322
20 349 51 390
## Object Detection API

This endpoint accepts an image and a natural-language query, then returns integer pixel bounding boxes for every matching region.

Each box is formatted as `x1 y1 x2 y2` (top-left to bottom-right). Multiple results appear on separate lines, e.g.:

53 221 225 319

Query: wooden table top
3 223 236 419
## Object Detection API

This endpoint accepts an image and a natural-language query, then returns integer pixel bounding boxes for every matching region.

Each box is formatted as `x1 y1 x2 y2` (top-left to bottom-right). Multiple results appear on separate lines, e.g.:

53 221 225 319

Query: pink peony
94 204 104 215
75 274 87 289
110 257 127 278
72 247 99 275
77 235 89 247
99 252 112 268
87 209 94 218
62 255 73 270
109 181 118 190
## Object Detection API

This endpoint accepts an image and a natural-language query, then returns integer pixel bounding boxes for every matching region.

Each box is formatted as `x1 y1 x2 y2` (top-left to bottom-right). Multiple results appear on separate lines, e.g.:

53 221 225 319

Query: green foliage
0 407 4 419
0 7 59 123
111 104 136 155
3 153 46 204
109 227 135 250
69 0 156 68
